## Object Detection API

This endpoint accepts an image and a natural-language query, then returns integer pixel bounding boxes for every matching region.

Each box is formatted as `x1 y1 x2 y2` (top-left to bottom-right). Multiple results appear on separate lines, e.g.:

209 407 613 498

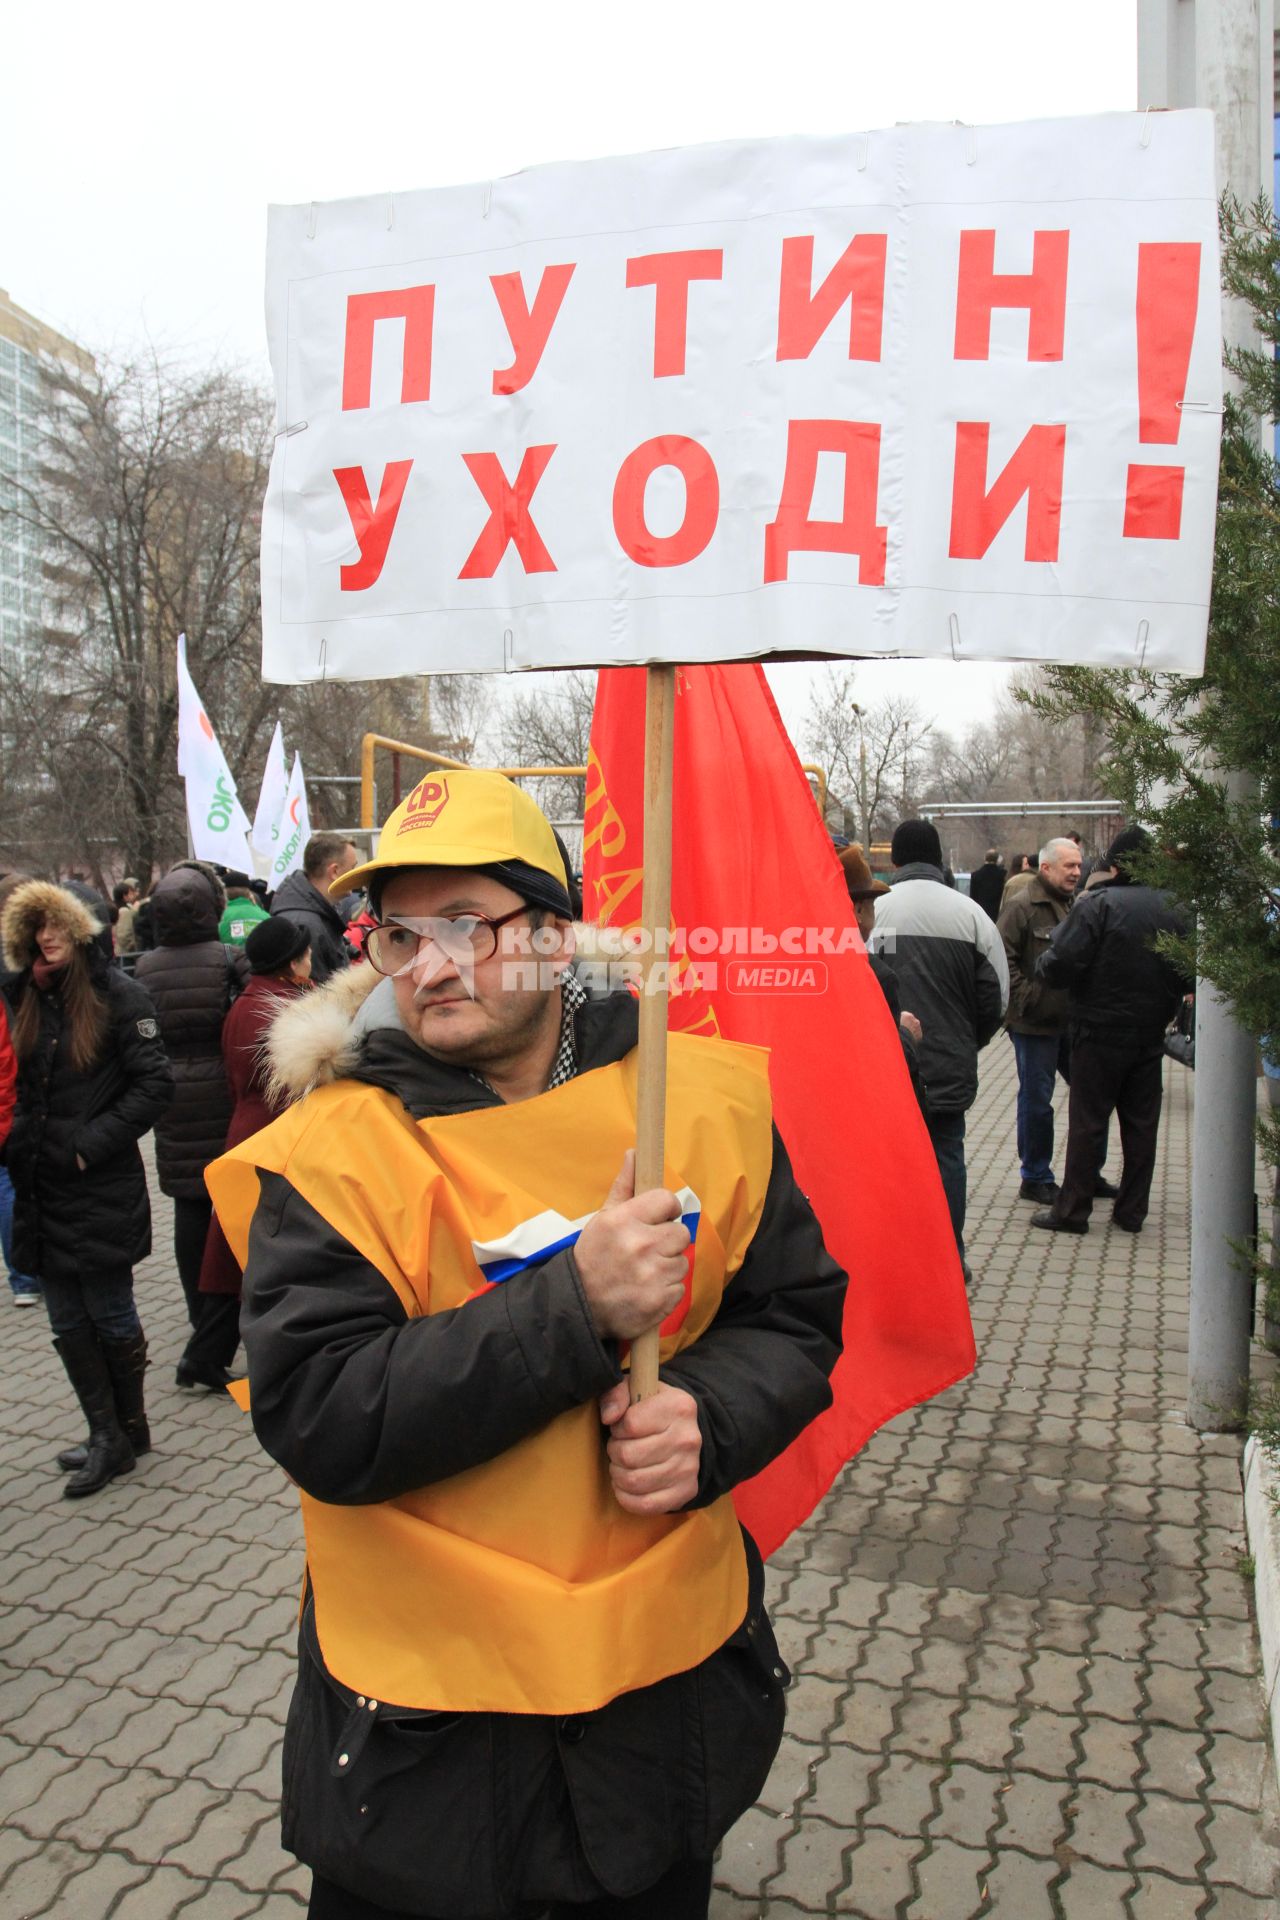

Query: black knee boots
54 1328 144 1496
58 1329 151 1472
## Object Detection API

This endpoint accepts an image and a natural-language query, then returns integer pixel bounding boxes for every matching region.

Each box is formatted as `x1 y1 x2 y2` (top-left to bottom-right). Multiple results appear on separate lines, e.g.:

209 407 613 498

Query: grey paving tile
0 1021 1275 1920
834 1827 923 1918
0 1836 106 1915
981 1847 1061 1917
108 1865 208 1918
904 1839 992 1920
715 1803 793 1899
27 1850 151 1919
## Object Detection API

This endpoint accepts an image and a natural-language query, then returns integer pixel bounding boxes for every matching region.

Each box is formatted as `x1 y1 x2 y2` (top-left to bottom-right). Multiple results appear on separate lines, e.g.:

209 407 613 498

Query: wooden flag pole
629 663 676 1403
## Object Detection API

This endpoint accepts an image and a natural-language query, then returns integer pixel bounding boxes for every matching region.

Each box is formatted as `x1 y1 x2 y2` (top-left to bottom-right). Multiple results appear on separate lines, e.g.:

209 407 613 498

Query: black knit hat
1103 825 1150 875
246 915 311 976
890 819 943 868
369 856 576 922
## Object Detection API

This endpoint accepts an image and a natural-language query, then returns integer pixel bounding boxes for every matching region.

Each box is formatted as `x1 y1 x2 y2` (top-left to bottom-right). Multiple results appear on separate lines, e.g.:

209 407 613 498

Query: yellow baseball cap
330 769 569 903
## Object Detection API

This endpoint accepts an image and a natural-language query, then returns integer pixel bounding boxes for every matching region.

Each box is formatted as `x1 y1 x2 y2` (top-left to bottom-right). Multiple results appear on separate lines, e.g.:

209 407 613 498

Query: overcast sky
1 0 1138 744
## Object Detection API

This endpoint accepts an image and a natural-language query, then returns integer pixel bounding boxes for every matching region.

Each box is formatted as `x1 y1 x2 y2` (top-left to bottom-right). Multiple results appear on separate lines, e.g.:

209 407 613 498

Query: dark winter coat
869 862 1010 1113
1036 877 1193 1046
0 883 173 1282
269 870 351 984
998 873 1073 1037
237 973 846 1914
968 861 1007 922
868 952 929 1117
134 863 250 1198
198 972 310 1297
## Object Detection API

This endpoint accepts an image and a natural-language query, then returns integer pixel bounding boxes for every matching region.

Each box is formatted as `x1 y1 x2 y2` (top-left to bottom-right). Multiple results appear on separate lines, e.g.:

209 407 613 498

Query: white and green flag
251 720 289 878
176 635 254 870
269 751 311 884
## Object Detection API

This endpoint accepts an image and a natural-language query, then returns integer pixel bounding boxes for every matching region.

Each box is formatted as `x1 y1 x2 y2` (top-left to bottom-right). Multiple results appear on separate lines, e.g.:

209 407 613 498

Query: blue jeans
927 1107 967 1264
1010 1031 1067 1184
0 1164 39 1297
41 1269 142 1342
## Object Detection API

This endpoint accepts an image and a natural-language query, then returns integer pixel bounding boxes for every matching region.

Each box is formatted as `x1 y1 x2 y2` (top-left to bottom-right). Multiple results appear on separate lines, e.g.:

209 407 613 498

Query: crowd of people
0 816 1197 1492
0 835 362 1497
838 819 1193 1283
0 791 1200 1919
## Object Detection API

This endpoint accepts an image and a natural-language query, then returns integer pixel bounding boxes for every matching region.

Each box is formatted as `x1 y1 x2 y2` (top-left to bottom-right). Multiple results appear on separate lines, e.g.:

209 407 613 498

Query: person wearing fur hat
135 862 250 1384
1 882 173 1495
181 918 314 1382
205 768 846 1920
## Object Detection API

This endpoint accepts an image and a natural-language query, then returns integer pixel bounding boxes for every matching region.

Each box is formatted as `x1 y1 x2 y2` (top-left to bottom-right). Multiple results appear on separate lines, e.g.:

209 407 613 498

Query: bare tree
494 671 597 821
2 346 273 885
920 669 1116 871
0 344 512 877
802 666 933 844
427 674 500 763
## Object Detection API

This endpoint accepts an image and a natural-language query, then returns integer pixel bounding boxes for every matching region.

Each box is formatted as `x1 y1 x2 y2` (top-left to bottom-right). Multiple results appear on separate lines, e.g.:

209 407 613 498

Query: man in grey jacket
870 819 1009 1280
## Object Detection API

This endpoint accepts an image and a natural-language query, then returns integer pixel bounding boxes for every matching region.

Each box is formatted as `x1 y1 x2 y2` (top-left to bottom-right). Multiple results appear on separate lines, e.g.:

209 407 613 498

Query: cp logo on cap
398 775 450 835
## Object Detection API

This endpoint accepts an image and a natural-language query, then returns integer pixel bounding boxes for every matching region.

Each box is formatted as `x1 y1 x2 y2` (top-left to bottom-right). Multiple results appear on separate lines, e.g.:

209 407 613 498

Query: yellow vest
207 1032 774 1715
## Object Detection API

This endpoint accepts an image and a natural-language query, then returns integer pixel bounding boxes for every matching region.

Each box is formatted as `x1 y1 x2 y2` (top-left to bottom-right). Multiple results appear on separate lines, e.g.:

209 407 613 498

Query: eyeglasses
365 906 533 977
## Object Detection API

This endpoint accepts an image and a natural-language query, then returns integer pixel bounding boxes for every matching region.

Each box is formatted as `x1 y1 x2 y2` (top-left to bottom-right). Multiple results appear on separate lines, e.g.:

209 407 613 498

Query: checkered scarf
468 967 586 1095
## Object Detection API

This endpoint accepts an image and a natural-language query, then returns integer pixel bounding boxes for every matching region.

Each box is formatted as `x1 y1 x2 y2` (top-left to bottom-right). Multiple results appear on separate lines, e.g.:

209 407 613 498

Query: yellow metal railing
360 734 829 832
801 763 828 817
361 737 469 830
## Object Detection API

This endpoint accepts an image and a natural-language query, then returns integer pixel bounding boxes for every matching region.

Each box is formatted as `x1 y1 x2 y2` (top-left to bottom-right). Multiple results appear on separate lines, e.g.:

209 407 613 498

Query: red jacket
0 1000 17 1152
200 973 308 1295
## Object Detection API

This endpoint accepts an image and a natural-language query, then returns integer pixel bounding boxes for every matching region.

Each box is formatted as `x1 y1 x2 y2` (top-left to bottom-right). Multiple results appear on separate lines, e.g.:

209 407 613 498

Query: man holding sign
208 769 845 1920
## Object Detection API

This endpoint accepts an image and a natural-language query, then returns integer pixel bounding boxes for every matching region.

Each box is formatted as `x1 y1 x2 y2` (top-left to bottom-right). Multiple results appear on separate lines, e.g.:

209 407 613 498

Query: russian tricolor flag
471 1189 702 1325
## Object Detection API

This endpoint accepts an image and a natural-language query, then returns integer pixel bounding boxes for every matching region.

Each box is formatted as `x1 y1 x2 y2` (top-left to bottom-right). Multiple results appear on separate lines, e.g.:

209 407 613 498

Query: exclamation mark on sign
1123 242 1201 541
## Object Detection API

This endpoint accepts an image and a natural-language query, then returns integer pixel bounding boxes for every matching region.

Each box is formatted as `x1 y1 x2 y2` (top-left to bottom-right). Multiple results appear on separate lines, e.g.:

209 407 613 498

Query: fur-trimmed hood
2 881 106 973
264 962 386 1107
263 926 608 1109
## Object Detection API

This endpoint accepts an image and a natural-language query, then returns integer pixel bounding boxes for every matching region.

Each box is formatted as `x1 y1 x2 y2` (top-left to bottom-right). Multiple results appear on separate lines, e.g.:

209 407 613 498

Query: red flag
583 664 974 1557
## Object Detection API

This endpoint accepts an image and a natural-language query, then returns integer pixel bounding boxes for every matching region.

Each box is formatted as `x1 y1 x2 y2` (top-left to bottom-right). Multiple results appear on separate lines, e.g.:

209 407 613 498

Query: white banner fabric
261 112 1221 683
269 752 312 885
175 636 255 868
251 720 289 878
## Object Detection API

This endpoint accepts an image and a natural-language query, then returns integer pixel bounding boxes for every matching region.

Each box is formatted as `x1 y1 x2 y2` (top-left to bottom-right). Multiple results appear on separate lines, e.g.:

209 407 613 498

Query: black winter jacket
269 871 351 985
1035 878 1192 1045
3 955 173 1281
135 867 250 1198
968 862 1007 922
869 863 1009 1112
239 989 846 1915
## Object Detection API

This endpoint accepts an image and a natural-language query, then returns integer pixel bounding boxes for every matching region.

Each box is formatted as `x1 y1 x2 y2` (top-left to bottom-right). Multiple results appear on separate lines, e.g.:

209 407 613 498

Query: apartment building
0 289 89 671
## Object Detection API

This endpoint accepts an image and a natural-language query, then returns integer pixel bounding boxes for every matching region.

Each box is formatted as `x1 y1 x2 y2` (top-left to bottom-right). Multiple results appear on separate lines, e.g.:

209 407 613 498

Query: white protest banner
251 720 289 877
262 112 1221 684
269 752 312 884
176 636 255 868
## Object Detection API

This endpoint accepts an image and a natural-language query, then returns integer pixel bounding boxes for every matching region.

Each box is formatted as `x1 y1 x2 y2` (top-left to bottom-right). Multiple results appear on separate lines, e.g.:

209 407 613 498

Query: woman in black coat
135 861 249 1382
1 881 173 1497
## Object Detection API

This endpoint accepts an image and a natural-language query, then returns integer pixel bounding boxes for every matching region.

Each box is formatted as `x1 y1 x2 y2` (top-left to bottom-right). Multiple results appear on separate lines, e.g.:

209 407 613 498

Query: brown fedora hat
838 842 890 900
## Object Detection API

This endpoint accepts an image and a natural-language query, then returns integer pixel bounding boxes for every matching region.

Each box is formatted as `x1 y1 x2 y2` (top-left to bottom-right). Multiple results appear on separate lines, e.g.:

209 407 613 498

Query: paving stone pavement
1 1044 1277 1918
